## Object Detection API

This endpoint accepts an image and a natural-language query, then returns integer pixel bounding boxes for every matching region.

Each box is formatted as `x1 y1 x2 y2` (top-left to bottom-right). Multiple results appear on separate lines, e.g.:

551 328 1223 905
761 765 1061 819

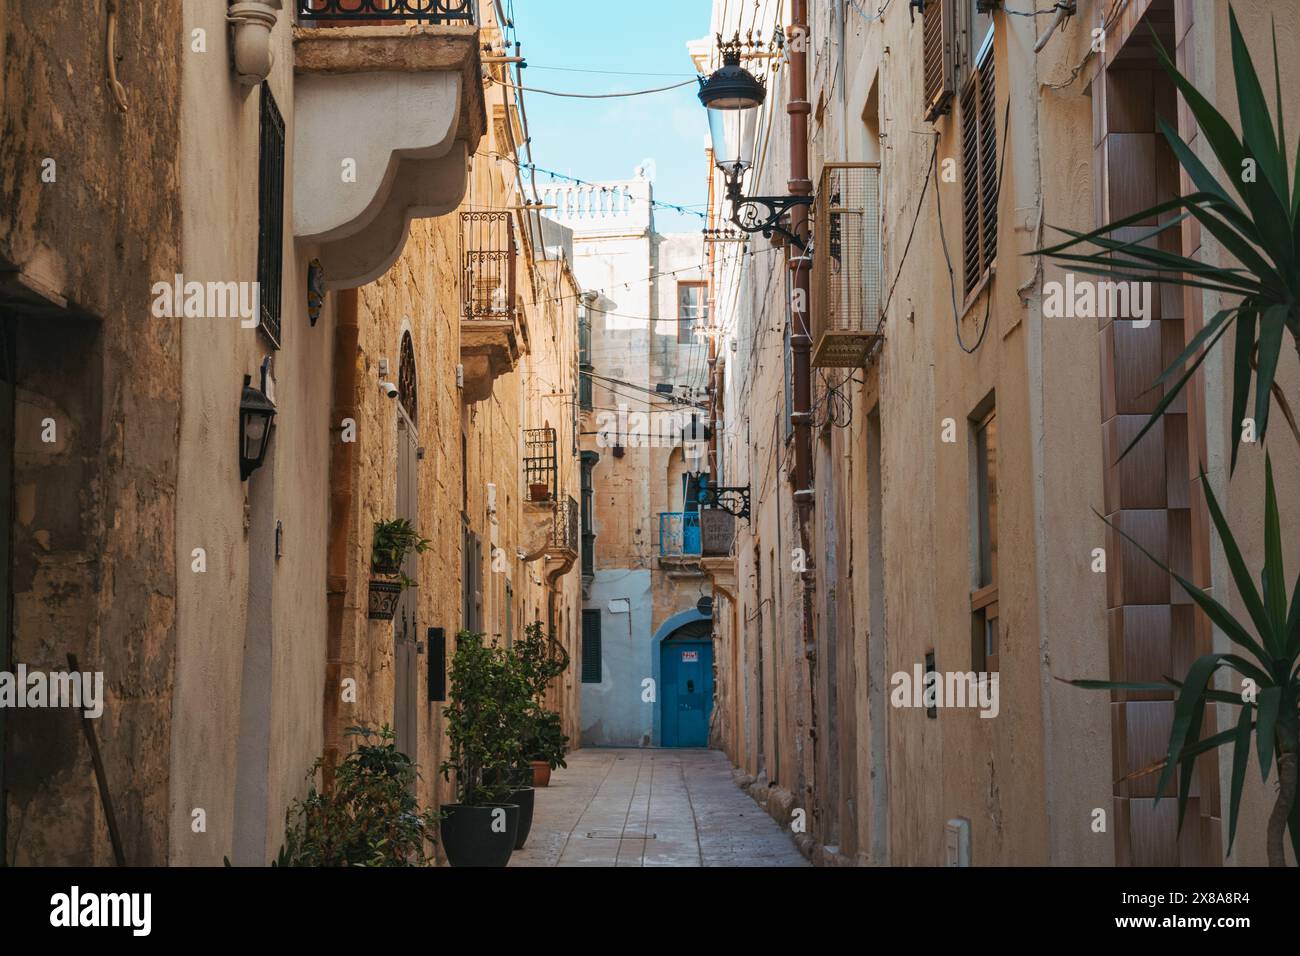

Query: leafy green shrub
279 725 440 867
440 632 528 806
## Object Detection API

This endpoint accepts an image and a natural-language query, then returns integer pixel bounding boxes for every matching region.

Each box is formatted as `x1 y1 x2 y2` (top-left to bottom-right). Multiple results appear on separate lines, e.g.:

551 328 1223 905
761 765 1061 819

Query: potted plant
512 621 571 786
276 725 440 866
368 518 430 621
529 481 551 503
521 709 568 788
439 632 522 866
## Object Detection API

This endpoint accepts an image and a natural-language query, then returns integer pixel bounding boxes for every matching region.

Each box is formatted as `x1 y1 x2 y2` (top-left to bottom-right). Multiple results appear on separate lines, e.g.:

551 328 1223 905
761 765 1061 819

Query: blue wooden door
661 639 712 746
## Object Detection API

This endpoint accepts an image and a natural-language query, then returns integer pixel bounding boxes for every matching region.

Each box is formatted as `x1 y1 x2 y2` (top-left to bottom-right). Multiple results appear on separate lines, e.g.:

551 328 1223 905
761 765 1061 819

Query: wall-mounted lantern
239 373 277 480
698 33 812 249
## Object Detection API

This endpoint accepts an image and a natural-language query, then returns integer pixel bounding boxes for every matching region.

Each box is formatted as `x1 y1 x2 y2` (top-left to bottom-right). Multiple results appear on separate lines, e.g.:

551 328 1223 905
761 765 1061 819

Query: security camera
380 380 399 399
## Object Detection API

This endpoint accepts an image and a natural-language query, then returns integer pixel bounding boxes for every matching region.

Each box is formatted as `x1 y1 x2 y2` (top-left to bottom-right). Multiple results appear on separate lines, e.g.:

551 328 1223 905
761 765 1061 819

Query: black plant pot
440 803 519 867
509 786 535 850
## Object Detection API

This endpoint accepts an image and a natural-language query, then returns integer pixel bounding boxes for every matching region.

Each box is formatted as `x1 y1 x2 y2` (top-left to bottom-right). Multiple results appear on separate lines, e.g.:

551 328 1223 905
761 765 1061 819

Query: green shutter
581 609 602 683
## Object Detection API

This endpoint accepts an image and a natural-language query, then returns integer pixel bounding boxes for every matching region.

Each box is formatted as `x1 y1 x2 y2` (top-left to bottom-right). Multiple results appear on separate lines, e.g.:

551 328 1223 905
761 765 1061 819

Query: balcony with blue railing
659 512 702 557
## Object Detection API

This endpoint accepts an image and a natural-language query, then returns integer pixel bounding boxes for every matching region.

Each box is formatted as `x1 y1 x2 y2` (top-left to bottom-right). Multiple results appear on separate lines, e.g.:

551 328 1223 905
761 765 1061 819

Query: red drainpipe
787 0 820 838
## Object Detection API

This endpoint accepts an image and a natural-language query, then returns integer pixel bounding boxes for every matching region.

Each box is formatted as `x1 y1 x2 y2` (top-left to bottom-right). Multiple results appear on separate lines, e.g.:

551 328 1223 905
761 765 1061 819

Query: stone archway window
398 330 417 424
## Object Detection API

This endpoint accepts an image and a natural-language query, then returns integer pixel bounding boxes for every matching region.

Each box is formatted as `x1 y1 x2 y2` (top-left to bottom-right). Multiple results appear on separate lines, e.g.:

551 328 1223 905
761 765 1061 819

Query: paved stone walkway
510 747 809 867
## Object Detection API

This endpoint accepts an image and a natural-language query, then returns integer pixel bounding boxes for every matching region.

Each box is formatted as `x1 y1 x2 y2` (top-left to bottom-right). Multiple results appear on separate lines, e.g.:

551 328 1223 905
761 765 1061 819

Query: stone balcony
291 20 485 289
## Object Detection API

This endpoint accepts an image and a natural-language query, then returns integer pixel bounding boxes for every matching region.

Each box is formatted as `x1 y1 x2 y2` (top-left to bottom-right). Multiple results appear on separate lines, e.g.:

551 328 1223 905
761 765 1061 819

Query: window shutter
581 609 602 683
922 0 956 122
256 84 285 348
960 46 998 294
427 627 446 702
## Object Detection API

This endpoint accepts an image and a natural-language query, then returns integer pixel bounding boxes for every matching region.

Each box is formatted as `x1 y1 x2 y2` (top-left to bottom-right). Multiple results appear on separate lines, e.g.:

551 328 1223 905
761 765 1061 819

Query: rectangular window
256 84 286 348
960 36 997 296
971 406 998 672
677 281 707 344
581 609 602 683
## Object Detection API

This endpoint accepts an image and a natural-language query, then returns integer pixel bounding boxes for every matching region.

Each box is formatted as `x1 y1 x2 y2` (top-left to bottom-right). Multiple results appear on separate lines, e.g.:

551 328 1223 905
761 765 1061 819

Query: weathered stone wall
0 0 182 865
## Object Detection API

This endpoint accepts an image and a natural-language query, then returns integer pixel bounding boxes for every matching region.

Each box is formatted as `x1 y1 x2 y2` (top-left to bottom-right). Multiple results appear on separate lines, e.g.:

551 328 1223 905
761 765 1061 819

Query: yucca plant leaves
1199 462 1272 647
1228 703 1255 853
1175 695 1208 830
1230 307 1258 472
1033 9 1299 469
1255 304 1288 452
1065 678 1175 693
1217 654 1274 688
1263 455 1287 644
1156 654 1225 805
1119 316 1234 459
1099 507 1270 663
1287 568 1300 658
1256 685 1281 782
1155 310 1236 390
1229 9 1289 212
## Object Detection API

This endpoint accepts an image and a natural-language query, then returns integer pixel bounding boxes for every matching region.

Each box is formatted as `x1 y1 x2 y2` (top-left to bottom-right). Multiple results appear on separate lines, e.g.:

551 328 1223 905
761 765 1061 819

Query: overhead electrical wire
487 76 699 99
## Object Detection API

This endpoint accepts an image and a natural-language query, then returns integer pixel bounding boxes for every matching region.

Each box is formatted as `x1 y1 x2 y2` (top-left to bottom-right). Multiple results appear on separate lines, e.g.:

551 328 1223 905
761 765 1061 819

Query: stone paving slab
509 747 809 867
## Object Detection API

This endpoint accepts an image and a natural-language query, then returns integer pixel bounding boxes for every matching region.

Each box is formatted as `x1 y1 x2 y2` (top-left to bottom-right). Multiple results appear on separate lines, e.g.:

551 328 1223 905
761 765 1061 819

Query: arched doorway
658 614 713 747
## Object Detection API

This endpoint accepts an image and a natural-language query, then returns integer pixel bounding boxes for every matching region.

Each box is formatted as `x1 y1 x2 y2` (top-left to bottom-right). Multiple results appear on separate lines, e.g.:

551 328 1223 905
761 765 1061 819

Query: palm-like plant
1035 7 1299 469
1071 455 1298 865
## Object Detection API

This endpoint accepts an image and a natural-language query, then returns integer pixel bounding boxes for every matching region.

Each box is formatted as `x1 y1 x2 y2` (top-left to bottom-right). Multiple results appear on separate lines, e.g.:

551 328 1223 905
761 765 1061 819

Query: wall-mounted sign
681 651 699 662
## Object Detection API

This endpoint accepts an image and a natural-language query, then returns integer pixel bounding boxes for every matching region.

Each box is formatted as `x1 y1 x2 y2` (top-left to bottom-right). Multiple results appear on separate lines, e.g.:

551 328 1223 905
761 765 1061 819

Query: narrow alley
511 749 807 867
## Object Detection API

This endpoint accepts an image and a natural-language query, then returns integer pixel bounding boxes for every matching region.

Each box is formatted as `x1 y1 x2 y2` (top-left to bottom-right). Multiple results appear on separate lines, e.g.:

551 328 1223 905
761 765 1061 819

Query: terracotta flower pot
529 483 550 503
529 760 551 788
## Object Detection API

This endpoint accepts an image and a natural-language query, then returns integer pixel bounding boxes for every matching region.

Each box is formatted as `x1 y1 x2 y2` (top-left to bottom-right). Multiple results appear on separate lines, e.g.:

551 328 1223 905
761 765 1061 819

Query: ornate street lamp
698 34 812 249
239 373 277 480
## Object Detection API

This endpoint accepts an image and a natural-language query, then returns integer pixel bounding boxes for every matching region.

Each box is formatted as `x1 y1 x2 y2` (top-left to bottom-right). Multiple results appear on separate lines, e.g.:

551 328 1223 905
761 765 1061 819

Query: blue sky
505 0 713 234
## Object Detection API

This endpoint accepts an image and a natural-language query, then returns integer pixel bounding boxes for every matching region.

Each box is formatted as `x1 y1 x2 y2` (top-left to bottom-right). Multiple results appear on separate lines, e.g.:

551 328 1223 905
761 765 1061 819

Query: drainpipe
323 288 360 787
706 148 719 480
787 0 820 848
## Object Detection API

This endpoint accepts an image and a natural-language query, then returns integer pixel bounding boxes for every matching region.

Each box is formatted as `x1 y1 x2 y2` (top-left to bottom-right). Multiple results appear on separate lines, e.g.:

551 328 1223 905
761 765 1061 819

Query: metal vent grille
811 163 883 367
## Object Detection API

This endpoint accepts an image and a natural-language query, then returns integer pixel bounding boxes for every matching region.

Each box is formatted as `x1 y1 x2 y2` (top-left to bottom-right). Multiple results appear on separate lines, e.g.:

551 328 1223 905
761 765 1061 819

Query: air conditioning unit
811 163 883 367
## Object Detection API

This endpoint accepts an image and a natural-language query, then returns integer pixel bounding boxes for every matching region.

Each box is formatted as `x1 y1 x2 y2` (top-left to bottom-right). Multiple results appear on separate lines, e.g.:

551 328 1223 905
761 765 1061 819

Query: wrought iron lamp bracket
729 194 812 250
701 485 751 521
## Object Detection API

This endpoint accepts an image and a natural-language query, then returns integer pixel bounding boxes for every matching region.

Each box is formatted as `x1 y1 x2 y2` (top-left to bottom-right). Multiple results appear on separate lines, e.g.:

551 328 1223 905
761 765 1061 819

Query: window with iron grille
960 39 997 296
257 84 285 348
523 427 557 502
460 212 516 322
677 281 707 345
581 609 602 683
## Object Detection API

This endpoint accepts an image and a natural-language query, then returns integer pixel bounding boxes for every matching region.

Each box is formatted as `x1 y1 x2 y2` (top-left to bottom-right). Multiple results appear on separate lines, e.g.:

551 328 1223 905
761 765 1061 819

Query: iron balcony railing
461 211 517 322
298 0 477 23
659 512 702 557
523 428 557 502
552 495 579 554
